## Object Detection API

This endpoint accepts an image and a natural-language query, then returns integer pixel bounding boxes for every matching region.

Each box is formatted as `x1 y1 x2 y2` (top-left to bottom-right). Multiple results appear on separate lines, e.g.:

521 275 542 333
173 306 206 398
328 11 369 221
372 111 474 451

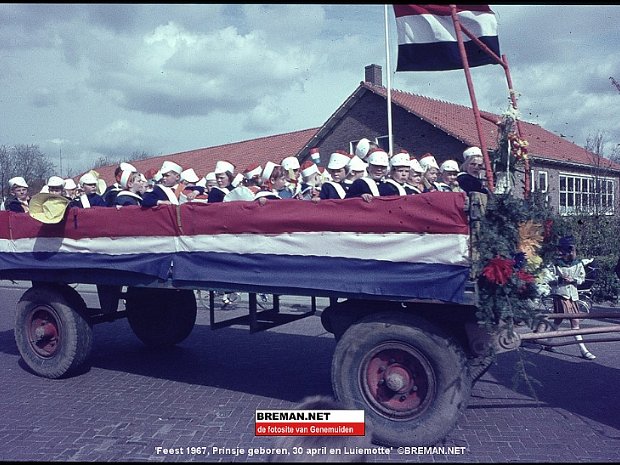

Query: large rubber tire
14 284 93 379
332 311 471 447
125 287 197 347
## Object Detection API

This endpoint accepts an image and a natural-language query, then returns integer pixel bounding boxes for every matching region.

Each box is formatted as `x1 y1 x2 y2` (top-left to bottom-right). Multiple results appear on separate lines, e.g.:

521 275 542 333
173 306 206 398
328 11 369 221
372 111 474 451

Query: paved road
0 281 619 462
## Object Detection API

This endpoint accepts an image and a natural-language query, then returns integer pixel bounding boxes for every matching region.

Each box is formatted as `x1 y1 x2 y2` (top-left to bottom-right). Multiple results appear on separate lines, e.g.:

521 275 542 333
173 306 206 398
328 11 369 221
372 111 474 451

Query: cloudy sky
1 4 619 176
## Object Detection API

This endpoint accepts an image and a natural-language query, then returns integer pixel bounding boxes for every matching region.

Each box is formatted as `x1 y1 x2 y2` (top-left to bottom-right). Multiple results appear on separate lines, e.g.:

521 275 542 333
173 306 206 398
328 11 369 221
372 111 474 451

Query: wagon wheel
14 284 93 379
125 287 197 347
332 311 471 447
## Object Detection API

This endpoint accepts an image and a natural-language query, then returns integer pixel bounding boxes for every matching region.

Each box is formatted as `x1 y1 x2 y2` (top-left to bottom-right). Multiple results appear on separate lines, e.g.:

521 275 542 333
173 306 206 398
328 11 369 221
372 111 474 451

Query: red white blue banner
0 192 471 302
393 4 500 72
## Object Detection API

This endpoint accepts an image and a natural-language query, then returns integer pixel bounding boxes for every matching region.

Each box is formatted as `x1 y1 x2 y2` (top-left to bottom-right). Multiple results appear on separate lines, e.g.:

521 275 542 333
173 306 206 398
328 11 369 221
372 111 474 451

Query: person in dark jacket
208 160 237 203
320 151 350 200
114 171 146 207
102 162 137 206
3 176 30 212
142 160 183 207
345 148 389 202
71 172 106 208
457 146 489 194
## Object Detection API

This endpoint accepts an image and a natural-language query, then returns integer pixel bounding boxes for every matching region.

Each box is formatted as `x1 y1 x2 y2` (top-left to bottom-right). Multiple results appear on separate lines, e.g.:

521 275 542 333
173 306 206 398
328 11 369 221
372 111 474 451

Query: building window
350 138 373 155
375 135 391 152
537 171 548 193
350 137 390 155
558 173 615 215
530 170 549 205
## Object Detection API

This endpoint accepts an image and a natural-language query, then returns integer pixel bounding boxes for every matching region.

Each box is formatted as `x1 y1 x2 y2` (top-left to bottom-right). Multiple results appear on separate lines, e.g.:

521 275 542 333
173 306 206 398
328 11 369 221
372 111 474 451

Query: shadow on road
87 317 336 402
482 345 620 432
2 306 618 434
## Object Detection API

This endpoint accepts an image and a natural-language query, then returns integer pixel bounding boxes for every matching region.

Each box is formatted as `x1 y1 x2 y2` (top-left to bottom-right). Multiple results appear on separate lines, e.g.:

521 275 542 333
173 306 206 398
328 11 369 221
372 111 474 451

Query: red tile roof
90 82 619 186
92 127 319 185
363 82 620 170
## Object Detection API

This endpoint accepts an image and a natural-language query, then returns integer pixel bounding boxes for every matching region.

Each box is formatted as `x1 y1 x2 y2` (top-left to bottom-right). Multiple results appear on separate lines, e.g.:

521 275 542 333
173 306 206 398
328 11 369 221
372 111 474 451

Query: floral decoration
490 101 530 173
481 257 515 285
517 220 544 270
508 132 529 161
475 194 554 328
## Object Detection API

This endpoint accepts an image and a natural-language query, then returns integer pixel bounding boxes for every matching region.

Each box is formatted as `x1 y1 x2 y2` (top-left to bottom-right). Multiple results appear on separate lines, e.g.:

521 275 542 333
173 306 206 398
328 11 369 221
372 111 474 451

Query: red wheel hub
26 307 61 358
362 343 435 419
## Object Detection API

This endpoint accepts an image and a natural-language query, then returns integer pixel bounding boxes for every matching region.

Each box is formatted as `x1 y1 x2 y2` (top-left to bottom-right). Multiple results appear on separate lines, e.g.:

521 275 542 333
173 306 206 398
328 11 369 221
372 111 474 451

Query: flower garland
491 102 530 171
474 194 555 329
507 132 529 162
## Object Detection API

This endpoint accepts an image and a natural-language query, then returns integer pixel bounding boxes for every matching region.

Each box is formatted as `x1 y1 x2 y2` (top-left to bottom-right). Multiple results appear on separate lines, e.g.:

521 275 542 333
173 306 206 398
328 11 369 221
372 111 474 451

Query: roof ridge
363 81 486 112
169 127 321 157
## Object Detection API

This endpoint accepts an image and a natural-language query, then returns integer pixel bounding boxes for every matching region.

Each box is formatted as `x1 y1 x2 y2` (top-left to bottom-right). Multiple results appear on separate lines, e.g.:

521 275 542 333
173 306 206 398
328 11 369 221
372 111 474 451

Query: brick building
94 64 620 216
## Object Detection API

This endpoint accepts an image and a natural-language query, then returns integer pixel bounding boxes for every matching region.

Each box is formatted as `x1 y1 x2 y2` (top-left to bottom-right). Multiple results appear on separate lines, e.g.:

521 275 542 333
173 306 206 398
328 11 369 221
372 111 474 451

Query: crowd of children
2 140 489 213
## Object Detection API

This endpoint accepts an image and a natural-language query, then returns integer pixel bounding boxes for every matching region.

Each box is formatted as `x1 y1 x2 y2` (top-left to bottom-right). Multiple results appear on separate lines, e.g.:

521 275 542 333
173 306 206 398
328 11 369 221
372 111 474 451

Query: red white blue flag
0 193 471 303
393 4 500 72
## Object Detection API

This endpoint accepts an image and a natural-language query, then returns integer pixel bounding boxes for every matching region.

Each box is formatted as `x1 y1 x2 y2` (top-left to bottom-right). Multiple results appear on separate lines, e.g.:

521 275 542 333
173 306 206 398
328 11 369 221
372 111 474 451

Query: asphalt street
0 281 619 462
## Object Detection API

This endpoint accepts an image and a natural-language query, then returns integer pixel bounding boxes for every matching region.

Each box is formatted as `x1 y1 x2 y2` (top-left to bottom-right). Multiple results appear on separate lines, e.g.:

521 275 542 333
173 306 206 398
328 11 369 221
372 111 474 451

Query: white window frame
350 136 391 155
350 138 369 155
558 172 615 216
537 171 548 193
375 135 390 152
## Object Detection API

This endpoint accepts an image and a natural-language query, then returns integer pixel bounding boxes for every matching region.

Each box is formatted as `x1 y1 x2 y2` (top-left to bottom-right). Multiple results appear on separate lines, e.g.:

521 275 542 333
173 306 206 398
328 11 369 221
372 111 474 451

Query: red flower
515 269 535 283
481 257 515 285
543 219 554 240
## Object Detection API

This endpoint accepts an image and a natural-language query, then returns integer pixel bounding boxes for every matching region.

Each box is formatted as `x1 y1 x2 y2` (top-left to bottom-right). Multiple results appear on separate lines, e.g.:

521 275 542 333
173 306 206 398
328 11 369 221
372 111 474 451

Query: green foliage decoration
474 194 555 329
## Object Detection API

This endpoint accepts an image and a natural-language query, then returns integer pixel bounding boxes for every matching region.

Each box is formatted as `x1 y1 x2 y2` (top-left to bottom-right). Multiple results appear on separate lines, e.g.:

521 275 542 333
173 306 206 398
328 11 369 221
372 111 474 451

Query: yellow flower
517 220 544 259
526 254 542 272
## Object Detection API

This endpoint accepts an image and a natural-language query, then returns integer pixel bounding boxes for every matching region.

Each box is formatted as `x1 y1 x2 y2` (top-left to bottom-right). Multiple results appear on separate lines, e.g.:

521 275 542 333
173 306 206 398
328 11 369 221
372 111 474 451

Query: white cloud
81 21 316 121
92 119 145 154
0 4 619 171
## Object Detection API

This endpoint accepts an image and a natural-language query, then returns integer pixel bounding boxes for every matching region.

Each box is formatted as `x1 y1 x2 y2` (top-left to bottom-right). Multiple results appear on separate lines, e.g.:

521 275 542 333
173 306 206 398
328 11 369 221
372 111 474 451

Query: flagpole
502 54 531 197
449 4 495 193
459 23 531 196
384 4 394 156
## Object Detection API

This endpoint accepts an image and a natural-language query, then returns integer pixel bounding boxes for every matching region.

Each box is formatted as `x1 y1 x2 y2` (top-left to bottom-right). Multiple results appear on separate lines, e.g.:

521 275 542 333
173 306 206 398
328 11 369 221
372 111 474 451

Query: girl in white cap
179 168 207 204
242 164 264 196
380 150 416 196
406 158 426 194
280 156 302 197
4 177 30 212
102 162 137 206
345 148 389 202
114 171 146 207
45 176 66 195
298 161 322 200
419 153 440 192
142 160 183 207
63 178 78 200
201 172 218 195
436 160 462 192
319 151 351 200
208 160 236 203
71 172 106 208
344 155 367 188
254 163 286 206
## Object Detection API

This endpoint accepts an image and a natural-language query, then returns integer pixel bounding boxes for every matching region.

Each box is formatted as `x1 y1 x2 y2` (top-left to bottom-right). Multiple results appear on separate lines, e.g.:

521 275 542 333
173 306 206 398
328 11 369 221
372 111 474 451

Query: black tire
125 287 197 347
576 299 591 314
331 311 471 447
14 284 93 379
